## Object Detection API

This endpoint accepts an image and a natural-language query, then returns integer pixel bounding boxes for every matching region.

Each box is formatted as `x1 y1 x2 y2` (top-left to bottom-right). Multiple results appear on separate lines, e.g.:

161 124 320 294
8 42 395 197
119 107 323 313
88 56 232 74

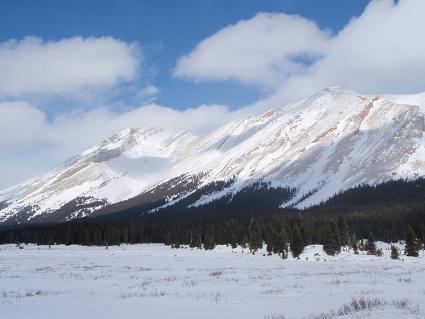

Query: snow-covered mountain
0 128 196 223
1 87 425 224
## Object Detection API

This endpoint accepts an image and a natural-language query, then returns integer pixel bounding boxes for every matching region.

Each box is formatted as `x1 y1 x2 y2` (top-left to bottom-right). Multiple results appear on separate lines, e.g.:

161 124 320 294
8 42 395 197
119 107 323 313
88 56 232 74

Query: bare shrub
398 277 412 283
0 289 64 302
119 289 169 299
348 297 386 312
308 297 421 319
392 299 421 315
210 292 222 303
209 271 223 279
264 314 293 319
34 266 56 273
182 279 198 287
262 288 284 295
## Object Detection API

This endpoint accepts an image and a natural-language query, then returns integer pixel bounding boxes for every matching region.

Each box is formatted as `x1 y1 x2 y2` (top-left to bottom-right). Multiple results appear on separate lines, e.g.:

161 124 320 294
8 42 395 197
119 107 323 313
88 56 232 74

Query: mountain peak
1 87 425 224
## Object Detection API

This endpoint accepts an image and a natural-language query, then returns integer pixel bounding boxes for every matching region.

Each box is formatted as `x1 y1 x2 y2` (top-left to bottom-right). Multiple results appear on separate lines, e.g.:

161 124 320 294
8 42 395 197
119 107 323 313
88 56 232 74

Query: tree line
0 178 424 258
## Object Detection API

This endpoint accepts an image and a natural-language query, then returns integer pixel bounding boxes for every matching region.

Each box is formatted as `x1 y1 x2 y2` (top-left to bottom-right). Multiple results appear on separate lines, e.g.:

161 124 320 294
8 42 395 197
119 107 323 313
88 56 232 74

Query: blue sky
0 0 370 110
1 0 424 188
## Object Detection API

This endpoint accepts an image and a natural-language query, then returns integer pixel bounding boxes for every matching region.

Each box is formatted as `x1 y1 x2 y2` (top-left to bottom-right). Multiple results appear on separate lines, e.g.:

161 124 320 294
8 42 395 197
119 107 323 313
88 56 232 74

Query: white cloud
0 36 140 97
0 101 47 148
174 12 330 88
175 0 425 105
134 85 160 103
0 100 249 189
137 85 159 97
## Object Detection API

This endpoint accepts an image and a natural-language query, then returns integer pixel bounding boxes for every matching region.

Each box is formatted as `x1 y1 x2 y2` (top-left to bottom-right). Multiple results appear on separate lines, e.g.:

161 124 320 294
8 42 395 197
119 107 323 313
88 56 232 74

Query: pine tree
365 232 376 255
272 229 288 256
405 226 419 257
190 232 202 249
337 216 349 247
359 239 365 251
330 221 341 253
203 233 216 250
266 242 273 255
241 234 249 249
290 225 304 258
390 245 399 260
248 222 263 253
299 222 307 247
281 245 288 259
230 234 238 249
323 224 337 255
351 234 359 254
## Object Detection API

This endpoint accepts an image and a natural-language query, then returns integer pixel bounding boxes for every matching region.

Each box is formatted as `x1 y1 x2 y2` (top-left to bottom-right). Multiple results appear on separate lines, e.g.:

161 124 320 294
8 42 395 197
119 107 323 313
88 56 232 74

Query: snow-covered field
0 243 424 319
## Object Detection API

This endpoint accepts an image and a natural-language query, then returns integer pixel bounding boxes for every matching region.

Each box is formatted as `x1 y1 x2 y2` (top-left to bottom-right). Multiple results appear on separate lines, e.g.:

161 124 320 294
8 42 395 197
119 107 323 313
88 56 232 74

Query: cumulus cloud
174 12 330 88
0 36 140 97
0 100 248 188
175 0 425 105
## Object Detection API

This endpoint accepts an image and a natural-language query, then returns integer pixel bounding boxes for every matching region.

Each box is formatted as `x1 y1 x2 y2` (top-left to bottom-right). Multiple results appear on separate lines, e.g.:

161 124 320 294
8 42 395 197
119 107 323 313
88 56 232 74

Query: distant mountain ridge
1 87 425 224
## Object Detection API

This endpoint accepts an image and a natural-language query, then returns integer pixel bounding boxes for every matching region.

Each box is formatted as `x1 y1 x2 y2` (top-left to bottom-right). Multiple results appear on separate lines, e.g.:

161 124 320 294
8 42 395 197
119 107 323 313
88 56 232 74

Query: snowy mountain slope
148 87 425 209
383 91 425 111
1 87 425 224
0 128 196 223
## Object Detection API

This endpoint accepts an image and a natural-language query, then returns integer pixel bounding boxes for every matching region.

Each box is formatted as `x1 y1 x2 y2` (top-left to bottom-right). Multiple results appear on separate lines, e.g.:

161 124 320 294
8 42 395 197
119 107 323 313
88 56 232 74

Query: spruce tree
330 221 341 253
203 233 216 250
299 222 307 247
365 232 376 255
337 216 349 247
272 229 288 256
190 232 202 249
390 245 399 260
241 234 249 249
351 234 359 254
290 225 304 258
266 242 273 255
248 223 263 253
323 224 337 255
230 234 238 249
405 226 419 257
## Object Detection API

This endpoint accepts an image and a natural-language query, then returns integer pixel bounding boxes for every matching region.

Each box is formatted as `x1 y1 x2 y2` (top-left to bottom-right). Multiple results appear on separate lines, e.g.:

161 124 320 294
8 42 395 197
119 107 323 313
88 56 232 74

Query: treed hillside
0 178 424 256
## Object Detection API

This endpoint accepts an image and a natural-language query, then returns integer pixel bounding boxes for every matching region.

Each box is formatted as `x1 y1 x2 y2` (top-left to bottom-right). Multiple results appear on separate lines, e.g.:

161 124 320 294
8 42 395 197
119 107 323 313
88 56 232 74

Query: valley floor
0 243 424 319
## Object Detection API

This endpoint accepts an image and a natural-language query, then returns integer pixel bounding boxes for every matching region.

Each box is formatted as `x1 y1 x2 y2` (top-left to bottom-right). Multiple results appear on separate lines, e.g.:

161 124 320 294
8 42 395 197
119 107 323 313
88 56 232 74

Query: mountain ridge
1 87 424 224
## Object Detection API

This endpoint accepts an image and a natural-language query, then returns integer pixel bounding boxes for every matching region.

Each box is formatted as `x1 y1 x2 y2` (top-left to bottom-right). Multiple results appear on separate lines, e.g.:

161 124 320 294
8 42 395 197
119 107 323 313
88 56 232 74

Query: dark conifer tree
323 224 337 256
189 232 201 249
290 225 304 258
359 239 365 251
351 234 359 254
248 222 263 253
272 229 288 256
203 233 216 250
404 226 419 257
230 234 238 249
241 234 249 249
366 232 376 255
266 241 273 255
390 245 399 260
330 221 341 253
337 216 349 247
299 221 307 247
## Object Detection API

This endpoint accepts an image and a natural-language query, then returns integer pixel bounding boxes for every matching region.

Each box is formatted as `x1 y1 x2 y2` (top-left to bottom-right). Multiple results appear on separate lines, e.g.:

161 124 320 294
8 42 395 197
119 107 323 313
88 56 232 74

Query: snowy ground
0 243 424 319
